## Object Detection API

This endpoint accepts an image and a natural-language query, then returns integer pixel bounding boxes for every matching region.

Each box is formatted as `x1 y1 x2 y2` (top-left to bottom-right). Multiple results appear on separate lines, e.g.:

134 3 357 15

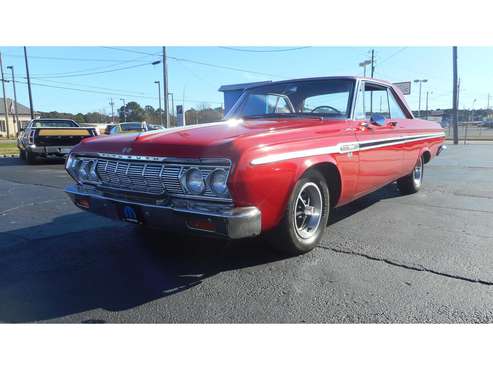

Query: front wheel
25 150 37 164
270 169 330 255
397 156 424 195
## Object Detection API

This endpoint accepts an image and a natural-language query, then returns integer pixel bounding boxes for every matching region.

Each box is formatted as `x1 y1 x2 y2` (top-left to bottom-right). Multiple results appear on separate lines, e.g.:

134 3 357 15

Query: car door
387 88 423 174
353 82 405 198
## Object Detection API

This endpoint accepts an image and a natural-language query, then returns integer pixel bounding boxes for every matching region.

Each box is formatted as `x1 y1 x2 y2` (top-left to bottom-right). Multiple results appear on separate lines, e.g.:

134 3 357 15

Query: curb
0 154 19 158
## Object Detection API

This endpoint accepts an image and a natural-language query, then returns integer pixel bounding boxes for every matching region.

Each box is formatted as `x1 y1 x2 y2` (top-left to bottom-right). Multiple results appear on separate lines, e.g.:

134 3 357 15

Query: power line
167 55 285 78
28 55 154 78
23 61 160 79
27 77 147 95
378 47 408 66
219 46 311 53
13 79 223 105
101 46 161 56
3 53 142 63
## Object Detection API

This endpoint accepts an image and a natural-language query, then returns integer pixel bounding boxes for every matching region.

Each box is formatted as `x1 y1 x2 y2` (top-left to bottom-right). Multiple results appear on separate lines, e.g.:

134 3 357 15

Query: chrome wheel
293 182 323 240
413 157 423 187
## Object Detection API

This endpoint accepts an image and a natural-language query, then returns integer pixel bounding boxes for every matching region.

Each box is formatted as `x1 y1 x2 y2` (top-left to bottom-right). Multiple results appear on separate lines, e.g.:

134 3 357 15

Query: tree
74 113 86 123
119 101 145 122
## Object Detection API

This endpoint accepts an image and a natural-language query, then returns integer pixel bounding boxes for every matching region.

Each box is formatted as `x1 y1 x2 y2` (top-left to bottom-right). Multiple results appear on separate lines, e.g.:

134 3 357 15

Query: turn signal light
75 198 90 209
187 218 216 232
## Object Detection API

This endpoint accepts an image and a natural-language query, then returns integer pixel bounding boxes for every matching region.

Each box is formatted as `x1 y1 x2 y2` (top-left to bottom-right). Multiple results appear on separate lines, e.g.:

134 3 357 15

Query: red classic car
65 76 446 254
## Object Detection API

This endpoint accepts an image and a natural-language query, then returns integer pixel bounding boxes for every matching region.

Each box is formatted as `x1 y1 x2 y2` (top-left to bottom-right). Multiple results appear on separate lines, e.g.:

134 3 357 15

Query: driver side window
302 92 348 113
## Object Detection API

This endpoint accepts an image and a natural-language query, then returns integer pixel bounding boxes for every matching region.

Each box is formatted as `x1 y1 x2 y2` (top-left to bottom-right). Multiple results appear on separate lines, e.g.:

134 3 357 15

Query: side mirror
369 113 386 126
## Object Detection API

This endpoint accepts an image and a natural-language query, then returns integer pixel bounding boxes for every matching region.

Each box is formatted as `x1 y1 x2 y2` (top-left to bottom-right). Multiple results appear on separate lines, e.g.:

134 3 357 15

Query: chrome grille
90 158 230 199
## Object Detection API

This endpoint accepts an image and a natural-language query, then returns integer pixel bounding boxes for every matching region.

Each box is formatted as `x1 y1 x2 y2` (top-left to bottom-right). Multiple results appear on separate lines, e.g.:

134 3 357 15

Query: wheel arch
296 158 342 208
421 148 432 164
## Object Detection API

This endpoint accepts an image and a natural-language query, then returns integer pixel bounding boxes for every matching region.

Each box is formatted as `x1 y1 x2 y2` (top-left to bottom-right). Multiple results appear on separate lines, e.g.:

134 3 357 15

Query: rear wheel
397 156 424 195
270 169 330 255
25 150 37 164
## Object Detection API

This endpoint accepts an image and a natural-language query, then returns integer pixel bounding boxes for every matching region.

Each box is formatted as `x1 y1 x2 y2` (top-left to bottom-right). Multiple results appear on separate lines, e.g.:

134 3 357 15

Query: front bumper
65 184 261 239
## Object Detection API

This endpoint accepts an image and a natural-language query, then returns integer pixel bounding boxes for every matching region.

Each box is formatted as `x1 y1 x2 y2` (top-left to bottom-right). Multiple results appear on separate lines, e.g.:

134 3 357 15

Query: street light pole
0 52 10 138
168 92 174 121
154 81 163 126
6 66 19 132
414 79 428 117
120 98 126 122
425 91 432 120
358 60 371 77
162 47 169 128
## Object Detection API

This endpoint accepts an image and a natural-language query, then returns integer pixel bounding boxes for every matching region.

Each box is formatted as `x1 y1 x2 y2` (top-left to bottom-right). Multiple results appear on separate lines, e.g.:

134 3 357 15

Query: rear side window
388 91 407 119
32 120 78 128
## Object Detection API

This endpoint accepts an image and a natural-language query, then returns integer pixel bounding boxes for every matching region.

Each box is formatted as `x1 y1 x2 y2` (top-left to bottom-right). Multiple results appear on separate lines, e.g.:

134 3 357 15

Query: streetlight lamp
359 60 372 77
154 81 163 126
6 66 19 132
414 79 428 117
120 98 126 122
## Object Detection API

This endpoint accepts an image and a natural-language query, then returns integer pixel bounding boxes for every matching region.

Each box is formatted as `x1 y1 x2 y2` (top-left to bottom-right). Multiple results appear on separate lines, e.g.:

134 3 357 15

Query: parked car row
17 120 163 163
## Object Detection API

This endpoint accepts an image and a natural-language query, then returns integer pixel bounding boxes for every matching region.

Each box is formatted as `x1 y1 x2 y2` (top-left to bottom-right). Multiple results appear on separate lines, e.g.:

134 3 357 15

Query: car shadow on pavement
0 212 283 323
329 183 402 225
0 157 65 167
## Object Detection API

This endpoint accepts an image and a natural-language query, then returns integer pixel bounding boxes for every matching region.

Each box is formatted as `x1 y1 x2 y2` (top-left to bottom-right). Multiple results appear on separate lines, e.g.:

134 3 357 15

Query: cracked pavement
0 144 492 323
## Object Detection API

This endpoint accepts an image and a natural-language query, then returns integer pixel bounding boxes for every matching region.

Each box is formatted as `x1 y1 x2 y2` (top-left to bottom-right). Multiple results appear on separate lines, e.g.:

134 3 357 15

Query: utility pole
120 98 126 122
162 47 169 128
109 98 115 123
154 80 163 126
23 47 34 119
370 49 375 78
0 53 10 138
488 93 490 110
7 66 19 131
414 79 428 117
452 46 459 145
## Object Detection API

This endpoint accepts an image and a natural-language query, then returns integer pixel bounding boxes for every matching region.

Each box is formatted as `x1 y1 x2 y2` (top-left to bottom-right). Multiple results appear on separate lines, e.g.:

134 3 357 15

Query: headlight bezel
207 168 229 196
180 167 206 195
65 154 101 185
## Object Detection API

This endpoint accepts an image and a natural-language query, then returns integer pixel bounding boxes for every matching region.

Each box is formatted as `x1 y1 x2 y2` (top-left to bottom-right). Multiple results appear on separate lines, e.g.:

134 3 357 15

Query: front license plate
119 205 142 224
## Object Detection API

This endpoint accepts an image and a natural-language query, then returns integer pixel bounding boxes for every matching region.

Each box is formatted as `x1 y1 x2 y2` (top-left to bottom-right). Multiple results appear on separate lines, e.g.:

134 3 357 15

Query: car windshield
32 120 78 128
120 123 143 131
225 79 355 120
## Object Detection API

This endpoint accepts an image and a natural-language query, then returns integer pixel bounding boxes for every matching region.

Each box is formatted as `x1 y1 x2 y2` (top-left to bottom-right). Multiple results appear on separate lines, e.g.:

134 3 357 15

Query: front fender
229 152 344 231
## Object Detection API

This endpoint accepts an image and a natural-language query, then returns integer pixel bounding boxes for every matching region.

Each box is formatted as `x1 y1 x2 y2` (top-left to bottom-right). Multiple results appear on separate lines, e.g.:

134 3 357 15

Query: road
1 145 493 323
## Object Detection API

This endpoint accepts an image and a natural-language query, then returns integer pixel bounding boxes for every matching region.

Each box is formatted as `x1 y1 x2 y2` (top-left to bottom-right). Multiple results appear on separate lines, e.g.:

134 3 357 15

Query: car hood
73 117 343 160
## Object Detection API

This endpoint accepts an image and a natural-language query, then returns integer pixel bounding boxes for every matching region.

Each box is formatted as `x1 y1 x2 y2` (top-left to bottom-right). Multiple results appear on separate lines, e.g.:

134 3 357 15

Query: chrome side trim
251 132 445 165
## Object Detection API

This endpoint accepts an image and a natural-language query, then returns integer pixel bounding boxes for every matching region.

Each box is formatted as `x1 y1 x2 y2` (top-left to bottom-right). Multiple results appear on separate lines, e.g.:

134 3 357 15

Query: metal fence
445 123 493 142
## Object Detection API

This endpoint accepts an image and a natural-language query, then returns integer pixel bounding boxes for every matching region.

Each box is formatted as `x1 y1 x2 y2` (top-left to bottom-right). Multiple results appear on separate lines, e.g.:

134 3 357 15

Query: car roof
242 76 394 90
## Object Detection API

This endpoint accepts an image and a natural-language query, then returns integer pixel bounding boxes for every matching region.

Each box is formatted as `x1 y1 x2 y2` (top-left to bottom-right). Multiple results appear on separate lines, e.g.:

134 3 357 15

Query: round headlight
184 168 205 194
78 160 90 181
209 169 228 195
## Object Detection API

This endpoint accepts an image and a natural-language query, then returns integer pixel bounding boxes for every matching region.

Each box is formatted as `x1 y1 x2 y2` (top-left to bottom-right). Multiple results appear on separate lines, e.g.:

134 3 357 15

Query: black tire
269 169 330 255
25 150 37 164
19 149 26 160
397 156 424 195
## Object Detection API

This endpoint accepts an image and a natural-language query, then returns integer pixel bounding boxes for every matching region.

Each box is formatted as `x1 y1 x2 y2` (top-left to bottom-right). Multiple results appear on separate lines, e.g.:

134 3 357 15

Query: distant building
218 81 271 115
0 98 39 137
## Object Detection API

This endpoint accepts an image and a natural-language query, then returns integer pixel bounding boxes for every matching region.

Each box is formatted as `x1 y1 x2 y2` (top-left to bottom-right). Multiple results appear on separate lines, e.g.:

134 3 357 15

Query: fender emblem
122 146 133 154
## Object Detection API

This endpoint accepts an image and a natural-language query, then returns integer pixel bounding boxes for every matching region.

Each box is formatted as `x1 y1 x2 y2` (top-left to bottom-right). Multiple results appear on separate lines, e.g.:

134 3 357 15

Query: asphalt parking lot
1 144 493 323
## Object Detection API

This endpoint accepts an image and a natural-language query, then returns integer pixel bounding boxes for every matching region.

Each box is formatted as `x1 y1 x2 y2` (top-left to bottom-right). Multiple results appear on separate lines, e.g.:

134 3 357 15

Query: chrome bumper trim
30 145 73 155
64 184 261 239
437 145 447 156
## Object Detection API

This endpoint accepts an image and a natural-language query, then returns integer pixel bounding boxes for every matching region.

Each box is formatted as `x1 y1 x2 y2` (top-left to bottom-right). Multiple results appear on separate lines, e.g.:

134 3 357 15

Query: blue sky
0 46 491 114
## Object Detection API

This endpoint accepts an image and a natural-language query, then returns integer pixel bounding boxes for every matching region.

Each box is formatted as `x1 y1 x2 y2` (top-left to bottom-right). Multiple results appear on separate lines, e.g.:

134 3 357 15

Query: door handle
388 121 398 127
